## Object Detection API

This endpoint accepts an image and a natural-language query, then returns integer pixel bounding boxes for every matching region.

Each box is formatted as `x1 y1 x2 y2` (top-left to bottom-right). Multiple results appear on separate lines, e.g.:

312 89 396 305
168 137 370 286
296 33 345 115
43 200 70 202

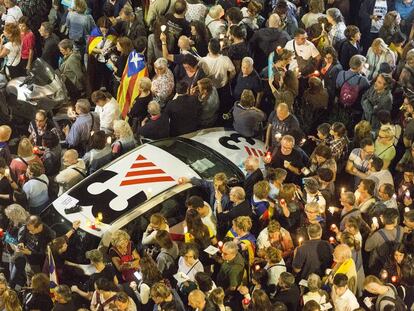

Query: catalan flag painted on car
117 50 148 119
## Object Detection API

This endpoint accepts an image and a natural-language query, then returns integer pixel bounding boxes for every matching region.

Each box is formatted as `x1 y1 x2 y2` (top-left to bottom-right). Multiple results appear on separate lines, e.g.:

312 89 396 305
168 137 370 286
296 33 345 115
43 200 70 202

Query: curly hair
5 204 29 226
110 230 130 248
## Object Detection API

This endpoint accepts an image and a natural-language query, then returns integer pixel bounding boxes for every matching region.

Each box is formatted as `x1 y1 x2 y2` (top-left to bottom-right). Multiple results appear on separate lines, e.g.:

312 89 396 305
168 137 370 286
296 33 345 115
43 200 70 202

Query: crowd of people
1 0 414 310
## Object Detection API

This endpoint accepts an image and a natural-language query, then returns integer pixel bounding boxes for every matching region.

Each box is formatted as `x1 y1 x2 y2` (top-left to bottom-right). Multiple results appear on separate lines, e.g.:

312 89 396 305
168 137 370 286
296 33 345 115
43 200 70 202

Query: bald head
244 156 259 173
0 125 12 142
268 13 281 28
276 103 289 120
333 244 352 263
230 186 246 202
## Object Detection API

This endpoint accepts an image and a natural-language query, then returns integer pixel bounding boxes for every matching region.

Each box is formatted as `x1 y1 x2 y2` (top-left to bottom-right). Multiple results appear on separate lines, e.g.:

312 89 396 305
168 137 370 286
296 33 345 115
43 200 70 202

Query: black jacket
321 62 343 99
249 28 291 71
243 169 264 200
339 41 362 70
217 200 252 227
137 114 170 140
165 94 201 136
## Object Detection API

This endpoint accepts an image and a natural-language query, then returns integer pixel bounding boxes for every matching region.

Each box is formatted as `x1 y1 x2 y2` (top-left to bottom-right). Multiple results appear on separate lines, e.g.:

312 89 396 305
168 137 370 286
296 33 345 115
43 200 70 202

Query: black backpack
376 227 403 266
377 283 408 311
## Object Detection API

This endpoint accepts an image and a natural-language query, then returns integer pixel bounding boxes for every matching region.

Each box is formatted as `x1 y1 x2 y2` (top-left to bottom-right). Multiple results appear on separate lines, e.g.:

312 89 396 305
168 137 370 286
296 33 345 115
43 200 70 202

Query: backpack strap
185 260 199 275
71 167 86 178
340 72 359 88
17 156 29 166
32 177 49 186
378 229 390 243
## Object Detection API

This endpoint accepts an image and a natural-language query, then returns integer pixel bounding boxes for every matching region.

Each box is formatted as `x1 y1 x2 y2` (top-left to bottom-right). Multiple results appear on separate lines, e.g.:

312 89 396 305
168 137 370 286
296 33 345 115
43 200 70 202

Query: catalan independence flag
48 246 59 297
117 50 148 118
226 229 256 266
87 28 117 55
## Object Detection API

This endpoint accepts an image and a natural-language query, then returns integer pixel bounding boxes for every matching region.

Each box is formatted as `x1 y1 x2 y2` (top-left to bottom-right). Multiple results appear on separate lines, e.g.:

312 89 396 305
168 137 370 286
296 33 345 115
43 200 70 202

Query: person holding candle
256 220 293 259
380 243 408 285
365 208 404 275
292 222 333 280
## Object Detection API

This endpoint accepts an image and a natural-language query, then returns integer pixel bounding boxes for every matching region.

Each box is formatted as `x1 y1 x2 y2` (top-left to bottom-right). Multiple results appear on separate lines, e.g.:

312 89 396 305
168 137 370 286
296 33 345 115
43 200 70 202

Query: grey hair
154 58 168 69
58 38 73 51
242 57 254 67
230 186 246 201
223 241 238 254
349 55 366 70
75 99 91 114
148 101 161 115
326 8 343 23
341 191 356 205
5 204 29 226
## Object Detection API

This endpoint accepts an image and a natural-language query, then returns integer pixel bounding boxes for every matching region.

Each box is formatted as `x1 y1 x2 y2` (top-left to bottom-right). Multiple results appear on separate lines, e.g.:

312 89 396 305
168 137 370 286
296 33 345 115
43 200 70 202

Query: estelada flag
117 50 148 119
47 246 59 298
87 27 117 55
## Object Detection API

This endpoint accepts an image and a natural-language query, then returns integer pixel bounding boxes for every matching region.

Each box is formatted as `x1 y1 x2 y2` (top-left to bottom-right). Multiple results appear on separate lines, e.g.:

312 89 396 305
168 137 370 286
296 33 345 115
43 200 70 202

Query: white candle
160 25 167 32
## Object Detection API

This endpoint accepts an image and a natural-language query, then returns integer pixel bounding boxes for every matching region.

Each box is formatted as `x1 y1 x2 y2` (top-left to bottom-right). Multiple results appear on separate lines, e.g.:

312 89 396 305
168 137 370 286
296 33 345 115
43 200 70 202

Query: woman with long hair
82 130 112 174
195 78 219 128
3 289 22 311
365 38 396 80
0 22 23 78
130 254 163 311
185 209 216 265
23 273 53 311
10 137 42 183
111 120 136 159
321 46 342 106
268 69 298 112
379 11 401 45
108 36 134 96
128 77 153 132
189 20 210 57
326 8 346 48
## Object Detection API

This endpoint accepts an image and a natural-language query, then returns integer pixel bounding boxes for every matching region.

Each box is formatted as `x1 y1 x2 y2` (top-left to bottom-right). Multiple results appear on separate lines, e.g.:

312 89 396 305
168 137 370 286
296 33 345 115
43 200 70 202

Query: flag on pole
117 50 148 119
48 246 59 296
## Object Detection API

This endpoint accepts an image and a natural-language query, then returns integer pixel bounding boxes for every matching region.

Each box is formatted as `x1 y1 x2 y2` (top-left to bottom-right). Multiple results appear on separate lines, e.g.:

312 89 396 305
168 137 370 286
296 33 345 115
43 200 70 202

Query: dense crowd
2 0 414 310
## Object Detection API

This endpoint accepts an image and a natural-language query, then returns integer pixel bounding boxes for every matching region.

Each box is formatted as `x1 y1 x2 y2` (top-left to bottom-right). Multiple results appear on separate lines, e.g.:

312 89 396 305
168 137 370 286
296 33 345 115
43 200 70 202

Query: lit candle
301 138 306 145
405 207 410 213
184 226 188 234
328 206 335 215
406 190 411 198
341 187 345 194
391 275 398 283
380 269 388 279
255 264 260 271
97 212 103 221
329 236 335 244
330 224 337 231
372 217 378 226
33 146 39 153
280 198 286 205
364 63 369 69
218 241 223 248
90 131 95 137
160 25 167 32
265 151 272 162
5 168 9 176
321 23 325 30
275 132 282 140
313 70 319 76
298 236 304 245
91 223 97 230
106 136 112 144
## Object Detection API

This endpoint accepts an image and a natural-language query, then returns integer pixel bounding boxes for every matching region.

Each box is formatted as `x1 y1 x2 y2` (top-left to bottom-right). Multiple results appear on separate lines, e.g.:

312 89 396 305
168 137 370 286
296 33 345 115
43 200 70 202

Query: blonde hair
150 213 167 227
234 216 252 232
110 230 130 247
0 125 12 142
139 77 152 92
150 282 171 299
253 181 270 199
17 137 34 158
3 289 21 311
113 120 133 139
209 287 225 306
371 37 388 52
5 204 29 226
267 220 281 233
213 172 228 184
266 246 282 263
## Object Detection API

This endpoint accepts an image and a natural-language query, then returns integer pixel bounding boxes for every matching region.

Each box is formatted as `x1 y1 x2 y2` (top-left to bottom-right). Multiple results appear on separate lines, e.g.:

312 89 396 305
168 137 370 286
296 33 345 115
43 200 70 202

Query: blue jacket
190 177 230 212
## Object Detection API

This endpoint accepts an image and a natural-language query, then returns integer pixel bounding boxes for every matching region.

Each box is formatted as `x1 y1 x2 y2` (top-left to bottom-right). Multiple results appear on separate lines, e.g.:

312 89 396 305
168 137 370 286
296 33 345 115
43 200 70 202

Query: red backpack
339 72 362 107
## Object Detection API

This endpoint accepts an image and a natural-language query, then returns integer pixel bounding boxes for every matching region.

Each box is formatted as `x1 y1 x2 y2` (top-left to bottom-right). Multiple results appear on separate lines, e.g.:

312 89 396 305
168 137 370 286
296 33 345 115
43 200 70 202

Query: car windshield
151 138 244 181
41 206 100 264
